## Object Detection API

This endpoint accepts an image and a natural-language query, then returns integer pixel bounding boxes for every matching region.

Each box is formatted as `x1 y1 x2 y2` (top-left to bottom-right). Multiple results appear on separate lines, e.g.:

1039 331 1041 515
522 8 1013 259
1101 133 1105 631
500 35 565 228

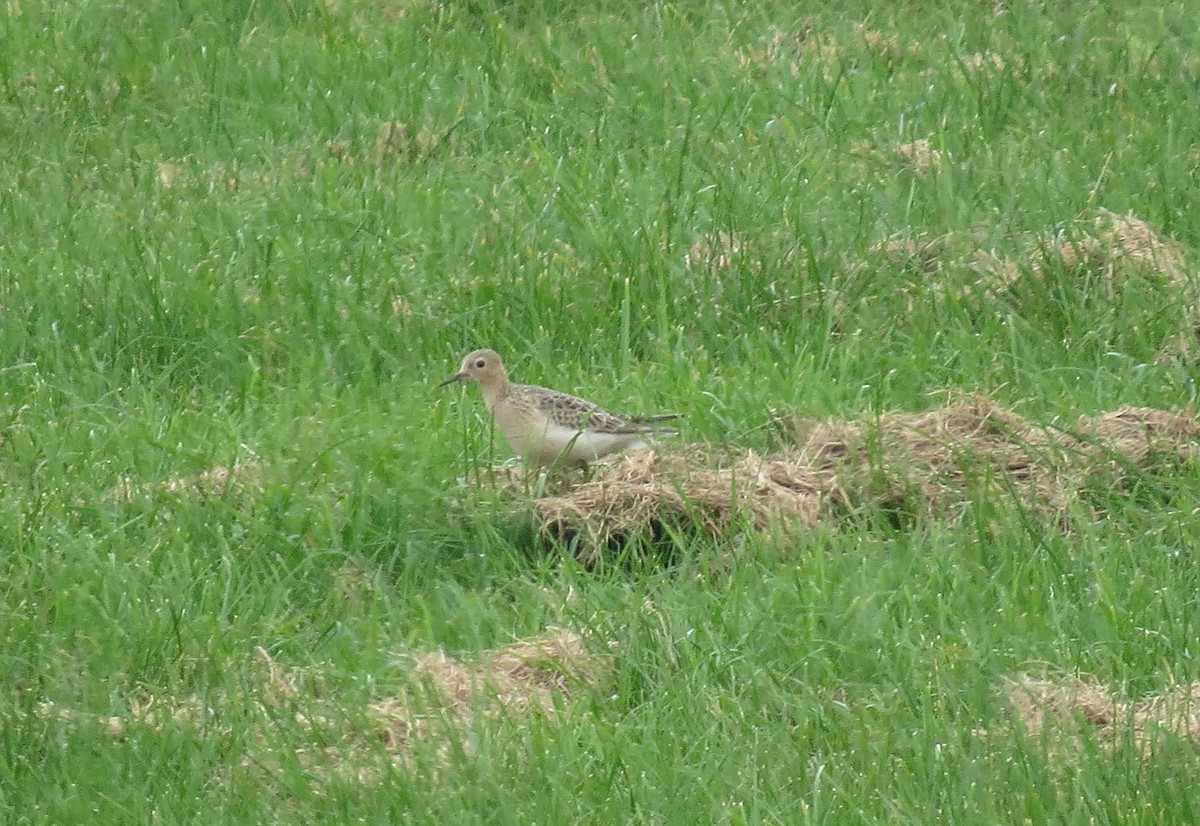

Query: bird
440 349 680 468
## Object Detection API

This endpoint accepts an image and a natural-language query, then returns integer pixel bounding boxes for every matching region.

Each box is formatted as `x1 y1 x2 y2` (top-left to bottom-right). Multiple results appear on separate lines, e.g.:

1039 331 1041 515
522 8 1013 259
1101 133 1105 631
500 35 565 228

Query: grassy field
4 0 1200 822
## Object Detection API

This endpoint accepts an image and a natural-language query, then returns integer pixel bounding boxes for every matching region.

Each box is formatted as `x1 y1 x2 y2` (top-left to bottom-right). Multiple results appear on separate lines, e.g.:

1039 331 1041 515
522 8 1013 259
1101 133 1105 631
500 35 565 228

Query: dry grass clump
787 396 1071 512
853 22 904 62
327 120 462 168
738 23 838 78
37 628 614 783
534 448 829 564
866 228 1018 306
685 230 748 273
793 402 1198 516
1077 405 1199 461
107 458 265 503
321 0 434 24
877 210 1187 287
872 209 1189 293
683 229 802 275
368 120 450 166
958 51 1008 74
737 19 921 79
309 626 614 777
846 138 951 180
862 210 1197 346
1032 210 1200 362
1003 674 1200 761
149 116 461 195
534 398 1200 560
1038 210 1198 362
376 626 613 740
275 627 615 779
151 157 247 194
1035 209 1190 292
893 138 948 173
38 694 215 740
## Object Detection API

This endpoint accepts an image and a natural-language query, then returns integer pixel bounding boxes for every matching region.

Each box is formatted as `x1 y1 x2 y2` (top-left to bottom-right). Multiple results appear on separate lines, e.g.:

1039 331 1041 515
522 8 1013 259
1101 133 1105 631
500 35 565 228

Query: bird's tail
627 413 683 425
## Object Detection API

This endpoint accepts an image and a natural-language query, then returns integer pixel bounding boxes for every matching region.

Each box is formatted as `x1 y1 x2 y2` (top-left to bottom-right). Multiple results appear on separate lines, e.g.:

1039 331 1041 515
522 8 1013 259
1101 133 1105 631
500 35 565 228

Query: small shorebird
440 349 680 468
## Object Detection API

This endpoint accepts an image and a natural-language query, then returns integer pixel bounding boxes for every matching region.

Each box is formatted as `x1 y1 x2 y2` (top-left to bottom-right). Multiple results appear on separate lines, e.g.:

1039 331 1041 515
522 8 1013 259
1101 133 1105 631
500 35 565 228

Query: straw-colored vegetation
534 400 1198 561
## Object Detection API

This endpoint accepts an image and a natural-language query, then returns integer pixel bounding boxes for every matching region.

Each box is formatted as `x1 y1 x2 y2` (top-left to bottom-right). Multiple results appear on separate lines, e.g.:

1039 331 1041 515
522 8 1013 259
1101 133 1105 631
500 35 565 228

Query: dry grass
853 22 904 62
368 121 444 166
958 51 1008 74
737 23 836 78
36 627 614 784
684 230 748 273
845 137 951 181
148 116 462 198
736 18 929 81
1035 211 1196 360
278 626 615 780
1051 209 1189 288
1003 673 1200 761
866 209 1193 313
533 398 1199 562
285 627 612 777
860 209 1200 362
388 626 614 729
893 138 948 173
106 458 265 503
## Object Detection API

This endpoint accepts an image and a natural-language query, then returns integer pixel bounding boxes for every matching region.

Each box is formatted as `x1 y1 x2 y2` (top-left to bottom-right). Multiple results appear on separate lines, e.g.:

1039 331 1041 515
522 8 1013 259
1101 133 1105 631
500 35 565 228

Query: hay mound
534 398 1200 561
533 448 829 564
1004 674 1200 760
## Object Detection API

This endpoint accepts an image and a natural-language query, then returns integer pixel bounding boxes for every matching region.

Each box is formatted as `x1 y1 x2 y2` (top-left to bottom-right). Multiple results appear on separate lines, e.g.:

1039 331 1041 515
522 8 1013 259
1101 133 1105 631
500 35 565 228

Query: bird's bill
438 372 466 387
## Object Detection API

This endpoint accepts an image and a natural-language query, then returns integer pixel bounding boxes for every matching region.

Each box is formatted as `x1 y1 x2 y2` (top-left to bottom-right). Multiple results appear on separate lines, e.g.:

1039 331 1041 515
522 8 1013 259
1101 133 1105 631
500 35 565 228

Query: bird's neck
481 374 510 409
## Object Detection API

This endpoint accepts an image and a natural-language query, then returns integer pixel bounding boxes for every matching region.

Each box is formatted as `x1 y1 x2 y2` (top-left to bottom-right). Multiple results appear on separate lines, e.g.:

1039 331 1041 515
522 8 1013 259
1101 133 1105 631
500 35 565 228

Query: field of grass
4 0 1200 822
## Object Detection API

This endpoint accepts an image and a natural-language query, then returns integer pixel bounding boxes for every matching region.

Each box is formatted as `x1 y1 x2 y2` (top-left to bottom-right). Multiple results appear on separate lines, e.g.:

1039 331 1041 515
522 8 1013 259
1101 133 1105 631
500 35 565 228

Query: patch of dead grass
402 626 613 720
737 23 837 77
685 231 748 273
287 626 615 778
853 22 903 62
860 210 1197 344
107 458 265 502
848 137 951 178
870 209 1189 288
368 120 453 167
893 138 948 173
533 397 1200 562
321 0 433 23
148 116 462 195
1041 209 1190 291
36 627 614 784
1003 673 1200 761
958 51 1008 74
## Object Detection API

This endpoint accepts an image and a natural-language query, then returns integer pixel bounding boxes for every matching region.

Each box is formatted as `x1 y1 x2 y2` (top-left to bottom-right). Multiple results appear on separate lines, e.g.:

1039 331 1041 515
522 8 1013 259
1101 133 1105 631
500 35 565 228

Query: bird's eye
475 359 486 368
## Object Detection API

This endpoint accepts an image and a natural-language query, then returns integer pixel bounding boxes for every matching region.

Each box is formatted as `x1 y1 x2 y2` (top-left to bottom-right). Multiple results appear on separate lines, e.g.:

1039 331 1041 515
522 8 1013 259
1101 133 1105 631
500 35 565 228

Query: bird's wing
529 386 641 434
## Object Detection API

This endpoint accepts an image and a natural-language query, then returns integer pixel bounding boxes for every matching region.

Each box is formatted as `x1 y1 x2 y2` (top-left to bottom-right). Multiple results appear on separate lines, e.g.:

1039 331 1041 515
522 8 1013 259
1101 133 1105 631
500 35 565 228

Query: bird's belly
501 420 645 467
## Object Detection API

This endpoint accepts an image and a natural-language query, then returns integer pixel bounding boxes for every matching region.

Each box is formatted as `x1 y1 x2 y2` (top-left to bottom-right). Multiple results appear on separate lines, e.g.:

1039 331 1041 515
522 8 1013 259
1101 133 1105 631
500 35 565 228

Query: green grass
4 0 1200 822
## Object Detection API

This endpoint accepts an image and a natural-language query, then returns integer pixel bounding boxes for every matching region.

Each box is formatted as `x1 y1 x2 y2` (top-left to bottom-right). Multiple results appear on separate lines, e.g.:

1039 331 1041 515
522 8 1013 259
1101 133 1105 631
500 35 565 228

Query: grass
4 0 1200 822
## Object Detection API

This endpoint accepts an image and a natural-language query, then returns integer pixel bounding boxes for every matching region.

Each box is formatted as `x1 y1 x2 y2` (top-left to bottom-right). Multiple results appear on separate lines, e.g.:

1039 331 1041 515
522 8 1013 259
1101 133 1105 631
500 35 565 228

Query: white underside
501 419 651 467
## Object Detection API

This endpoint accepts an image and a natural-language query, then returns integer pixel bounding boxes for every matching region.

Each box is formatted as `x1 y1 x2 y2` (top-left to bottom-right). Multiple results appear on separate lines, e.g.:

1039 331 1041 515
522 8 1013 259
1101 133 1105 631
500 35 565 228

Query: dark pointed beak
439 372 465 387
